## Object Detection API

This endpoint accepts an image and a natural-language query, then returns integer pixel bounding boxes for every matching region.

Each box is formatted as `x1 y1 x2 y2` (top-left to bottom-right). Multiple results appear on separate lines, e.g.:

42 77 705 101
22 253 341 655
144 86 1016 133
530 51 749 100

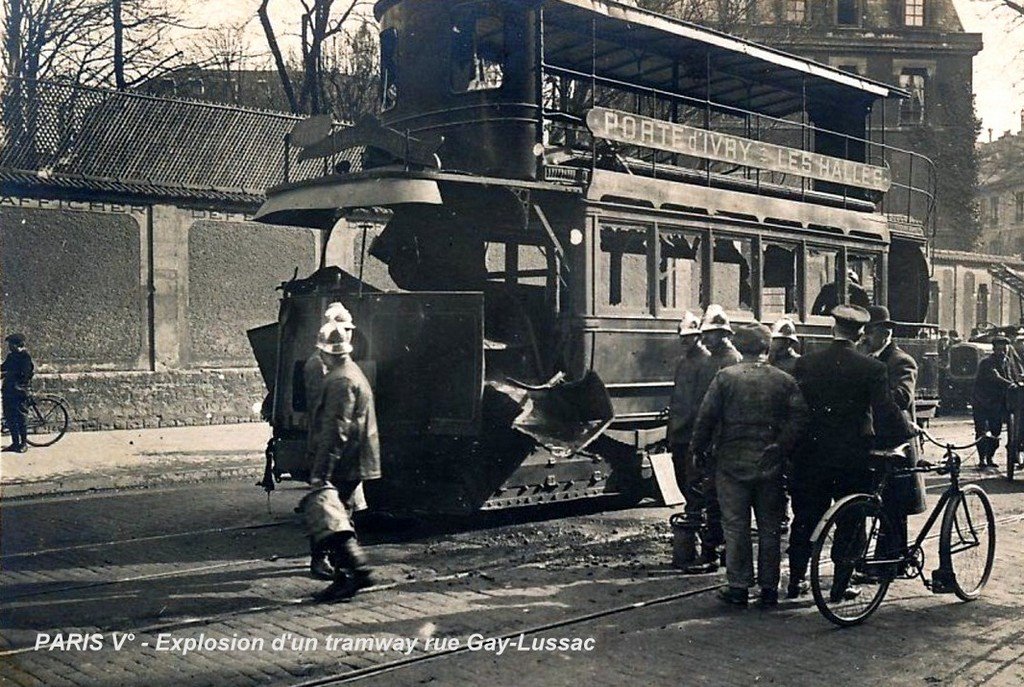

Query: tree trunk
113 0 126 90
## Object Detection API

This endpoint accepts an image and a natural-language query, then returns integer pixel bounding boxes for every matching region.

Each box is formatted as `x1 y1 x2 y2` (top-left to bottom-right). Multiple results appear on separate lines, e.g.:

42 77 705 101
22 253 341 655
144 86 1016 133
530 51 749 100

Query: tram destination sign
586 107 891 193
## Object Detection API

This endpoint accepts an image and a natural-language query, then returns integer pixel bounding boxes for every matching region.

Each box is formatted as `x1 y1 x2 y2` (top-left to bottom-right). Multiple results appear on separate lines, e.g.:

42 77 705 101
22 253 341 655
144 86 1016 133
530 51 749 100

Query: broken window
762 241 800 319
658 229 702 313
849 252 880 305
712 236 754 315
598 224 649 313
451 3 506 93
380 28 398 111
808 246 843 316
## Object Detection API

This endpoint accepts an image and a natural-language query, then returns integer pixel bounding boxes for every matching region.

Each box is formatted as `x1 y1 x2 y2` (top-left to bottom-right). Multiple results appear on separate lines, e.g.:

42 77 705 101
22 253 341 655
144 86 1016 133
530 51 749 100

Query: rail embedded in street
809 426 996 627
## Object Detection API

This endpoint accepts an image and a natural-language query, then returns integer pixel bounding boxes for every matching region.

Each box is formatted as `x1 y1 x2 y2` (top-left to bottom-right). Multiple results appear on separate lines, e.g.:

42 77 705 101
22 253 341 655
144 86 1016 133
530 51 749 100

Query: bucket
670 512 701 569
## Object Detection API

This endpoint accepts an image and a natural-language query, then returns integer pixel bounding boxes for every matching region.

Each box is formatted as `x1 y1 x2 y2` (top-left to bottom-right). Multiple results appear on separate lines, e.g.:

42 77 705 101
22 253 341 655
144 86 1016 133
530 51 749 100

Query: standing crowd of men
668 302 926 606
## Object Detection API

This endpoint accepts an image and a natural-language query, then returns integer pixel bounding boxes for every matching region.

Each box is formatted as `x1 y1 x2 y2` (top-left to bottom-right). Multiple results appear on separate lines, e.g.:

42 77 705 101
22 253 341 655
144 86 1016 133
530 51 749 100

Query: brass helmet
700 304 733 333
323 302 356 329
316 322 354 356
770 317 799 342
677 311 702 337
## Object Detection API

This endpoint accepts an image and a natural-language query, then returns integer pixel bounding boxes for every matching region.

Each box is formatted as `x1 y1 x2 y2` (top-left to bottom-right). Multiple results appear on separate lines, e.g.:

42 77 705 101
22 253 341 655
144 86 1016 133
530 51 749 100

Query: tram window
762 242 800 319
451 3 505 93
598 224 648 313
519 244 548 286
658 230 702 312
808 246 842 316
380 29 398 111
712 236 754 316
848 253 880 305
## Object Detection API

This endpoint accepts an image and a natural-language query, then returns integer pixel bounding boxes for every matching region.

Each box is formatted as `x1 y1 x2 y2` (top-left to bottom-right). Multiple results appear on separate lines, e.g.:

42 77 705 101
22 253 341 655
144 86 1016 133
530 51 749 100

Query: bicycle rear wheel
939 484 995 601
24 396 70 447
810 496 893 627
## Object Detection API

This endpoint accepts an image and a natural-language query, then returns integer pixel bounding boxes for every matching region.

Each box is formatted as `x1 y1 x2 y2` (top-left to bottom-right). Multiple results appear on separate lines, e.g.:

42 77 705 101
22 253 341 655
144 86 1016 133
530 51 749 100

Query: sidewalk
0 422 271 498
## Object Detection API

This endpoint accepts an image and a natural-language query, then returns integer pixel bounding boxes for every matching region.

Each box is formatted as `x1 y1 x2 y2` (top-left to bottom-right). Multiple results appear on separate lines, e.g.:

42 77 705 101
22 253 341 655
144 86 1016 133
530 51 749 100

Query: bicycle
809 427 996 627
1 392 71 447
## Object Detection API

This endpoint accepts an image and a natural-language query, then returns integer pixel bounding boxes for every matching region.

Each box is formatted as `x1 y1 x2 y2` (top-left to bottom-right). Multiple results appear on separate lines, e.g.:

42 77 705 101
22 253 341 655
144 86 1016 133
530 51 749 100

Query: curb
1 461 265 500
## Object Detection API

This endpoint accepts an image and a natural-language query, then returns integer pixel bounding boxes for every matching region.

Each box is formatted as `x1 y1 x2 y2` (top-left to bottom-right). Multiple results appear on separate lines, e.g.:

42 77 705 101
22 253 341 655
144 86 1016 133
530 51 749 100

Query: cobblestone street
2 418 1023 687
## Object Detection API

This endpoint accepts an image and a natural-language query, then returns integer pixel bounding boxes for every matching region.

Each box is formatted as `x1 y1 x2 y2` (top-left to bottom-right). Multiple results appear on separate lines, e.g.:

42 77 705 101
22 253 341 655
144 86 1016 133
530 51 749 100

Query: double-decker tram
250 0 938 513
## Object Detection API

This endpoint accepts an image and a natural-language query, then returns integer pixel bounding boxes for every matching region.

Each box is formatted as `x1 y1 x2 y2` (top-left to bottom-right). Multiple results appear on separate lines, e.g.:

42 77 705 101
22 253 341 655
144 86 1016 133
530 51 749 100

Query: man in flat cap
786 305 897 599
691 324 807 607
2 334 34 453
972 335 1017 469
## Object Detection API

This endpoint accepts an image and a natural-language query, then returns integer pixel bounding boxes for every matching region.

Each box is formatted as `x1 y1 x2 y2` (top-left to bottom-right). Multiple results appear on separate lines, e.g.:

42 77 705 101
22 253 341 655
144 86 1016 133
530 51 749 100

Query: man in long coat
306 309 381 602
787 305 897 599
972 335 1016 468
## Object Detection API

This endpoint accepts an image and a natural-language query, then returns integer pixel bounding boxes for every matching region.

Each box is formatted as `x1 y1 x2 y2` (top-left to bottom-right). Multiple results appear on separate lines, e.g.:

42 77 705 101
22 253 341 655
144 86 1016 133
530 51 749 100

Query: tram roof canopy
542 0 909 116
376 0 909 117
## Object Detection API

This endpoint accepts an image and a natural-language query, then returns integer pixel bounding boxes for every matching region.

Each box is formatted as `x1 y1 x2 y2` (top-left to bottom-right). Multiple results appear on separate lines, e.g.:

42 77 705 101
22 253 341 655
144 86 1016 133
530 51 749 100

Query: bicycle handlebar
915 424 982 452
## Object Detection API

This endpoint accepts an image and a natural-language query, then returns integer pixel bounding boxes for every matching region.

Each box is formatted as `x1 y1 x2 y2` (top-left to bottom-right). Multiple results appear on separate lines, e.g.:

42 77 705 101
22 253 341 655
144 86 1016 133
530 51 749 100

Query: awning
254 176 442 229
990 264 1024 299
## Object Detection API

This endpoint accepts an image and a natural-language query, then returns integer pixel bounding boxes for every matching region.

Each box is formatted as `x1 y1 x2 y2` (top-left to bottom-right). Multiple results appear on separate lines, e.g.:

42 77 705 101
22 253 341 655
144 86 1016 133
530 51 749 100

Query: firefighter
681 304 741 575
768 317 801 376
305 312 381 602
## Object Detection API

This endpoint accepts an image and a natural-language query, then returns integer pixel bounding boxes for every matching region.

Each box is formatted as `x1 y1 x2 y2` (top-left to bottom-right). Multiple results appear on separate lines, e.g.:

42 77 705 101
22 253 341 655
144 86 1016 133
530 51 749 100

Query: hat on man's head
677 311 702 337
992 335 1011 346
316 322 354 355
865 305 894 328
323 302 356 329
4 333 25 346
700 304 733 333
831 304 870 327
733 324 771 355
770 317 799 342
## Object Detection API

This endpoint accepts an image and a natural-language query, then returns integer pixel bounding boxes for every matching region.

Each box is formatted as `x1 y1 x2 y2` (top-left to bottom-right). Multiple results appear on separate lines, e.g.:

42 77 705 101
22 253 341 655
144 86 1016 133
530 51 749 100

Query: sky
185 0 1023 140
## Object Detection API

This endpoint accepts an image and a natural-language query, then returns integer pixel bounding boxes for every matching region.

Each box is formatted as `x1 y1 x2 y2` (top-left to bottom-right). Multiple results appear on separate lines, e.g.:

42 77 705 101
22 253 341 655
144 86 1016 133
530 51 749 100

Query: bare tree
187 21 255 105
257 0 375 115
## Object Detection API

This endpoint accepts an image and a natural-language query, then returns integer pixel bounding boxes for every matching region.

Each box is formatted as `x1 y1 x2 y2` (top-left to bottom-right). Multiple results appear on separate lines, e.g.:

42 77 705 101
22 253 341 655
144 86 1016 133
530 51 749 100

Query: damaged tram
250 0 939 513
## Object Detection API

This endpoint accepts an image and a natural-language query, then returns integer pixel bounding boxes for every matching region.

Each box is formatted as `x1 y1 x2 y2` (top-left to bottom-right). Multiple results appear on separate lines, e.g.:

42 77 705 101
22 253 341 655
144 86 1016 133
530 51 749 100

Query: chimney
1020 109 1024 134
988 128 993 143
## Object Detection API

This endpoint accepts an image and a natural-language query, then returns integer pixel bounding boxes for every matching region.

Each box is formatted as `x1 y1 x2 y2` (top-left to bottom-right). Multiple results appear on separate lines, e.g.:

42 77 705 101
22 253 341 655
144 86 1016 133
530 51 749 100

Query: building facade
930 249 1024 335
977 121 1024 257
653 0 983 250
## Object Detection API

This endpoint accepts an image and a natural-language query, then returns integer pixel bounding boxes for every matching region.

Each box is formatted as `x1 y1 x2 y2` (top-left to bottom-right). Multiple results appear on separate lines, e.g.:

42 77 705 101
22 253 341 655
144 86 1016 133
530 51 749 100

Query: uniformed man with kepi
786 305 896 600
2 334 34 453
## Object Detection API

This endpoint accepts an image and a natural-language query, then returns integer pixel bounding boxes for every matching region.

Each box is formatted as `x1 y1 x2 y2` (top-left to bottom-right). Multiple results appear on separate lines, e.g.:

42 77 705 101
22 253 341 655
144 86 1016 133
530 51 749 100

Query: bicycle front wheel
24 396 70 447
810 496 893 627
939 483 996 601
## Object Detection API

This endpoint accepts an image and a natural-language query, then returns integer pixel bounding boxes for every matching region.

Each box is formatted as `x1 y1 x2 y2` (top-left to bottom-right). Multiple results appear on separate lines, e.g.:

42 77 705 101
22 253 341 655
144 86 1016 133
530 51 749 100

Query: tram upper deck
260 0 934 236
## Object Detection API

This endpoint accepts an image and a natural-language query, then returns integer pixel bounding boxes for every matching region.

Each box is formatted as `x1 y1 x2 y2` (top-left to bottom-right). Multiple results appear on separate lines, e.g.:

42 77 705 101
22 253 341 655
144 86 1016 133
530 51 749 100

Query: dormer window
905 0 925 27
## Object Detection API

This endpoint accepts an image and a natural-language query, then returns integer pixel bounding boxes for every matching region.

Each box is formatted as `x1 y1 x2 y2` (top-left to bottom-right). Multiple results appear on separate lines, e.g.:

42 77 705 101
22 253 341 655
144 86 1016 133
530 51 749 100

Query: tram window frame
380 28 399 111
654 225 704 318
848 251 882 306
450 2 507 94
595 222 651 316
761 240 801 322
710 234 756 320
806 244 844 322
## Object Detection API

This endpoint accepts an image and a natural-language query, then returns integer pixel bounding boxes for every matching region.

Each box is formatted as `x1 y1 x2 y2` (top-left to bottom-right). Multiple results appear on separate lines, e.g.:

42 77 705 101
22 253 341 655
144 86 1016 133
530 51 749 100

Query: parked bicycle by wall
1 392 71 449
810 427 995 627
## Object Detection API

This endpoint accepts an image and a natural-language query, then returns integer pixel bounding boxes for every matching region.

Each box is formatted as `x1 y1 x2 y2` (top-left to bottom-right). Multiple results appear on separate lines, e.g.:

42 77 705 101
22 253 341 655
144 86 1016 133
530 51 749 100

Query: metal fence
0 77 346 197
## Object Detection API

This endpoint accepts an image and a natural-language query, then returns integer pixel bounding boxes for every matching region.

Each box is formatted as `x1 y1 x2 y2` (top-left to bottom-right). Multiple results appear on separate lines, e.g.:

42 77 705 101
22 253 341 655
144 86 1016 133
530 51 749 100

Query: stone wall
32 368 267 431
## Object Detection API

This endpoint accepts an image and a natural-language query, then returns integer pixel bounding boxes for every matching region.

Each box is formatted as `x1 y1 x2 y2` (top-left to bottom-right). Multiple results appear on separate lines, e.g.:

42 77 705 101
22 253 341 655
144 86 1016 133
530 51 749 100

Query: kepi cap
677 311 702 337
830 304 870 327
4 333 25 346
770 317 799 342
700 304 733 333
